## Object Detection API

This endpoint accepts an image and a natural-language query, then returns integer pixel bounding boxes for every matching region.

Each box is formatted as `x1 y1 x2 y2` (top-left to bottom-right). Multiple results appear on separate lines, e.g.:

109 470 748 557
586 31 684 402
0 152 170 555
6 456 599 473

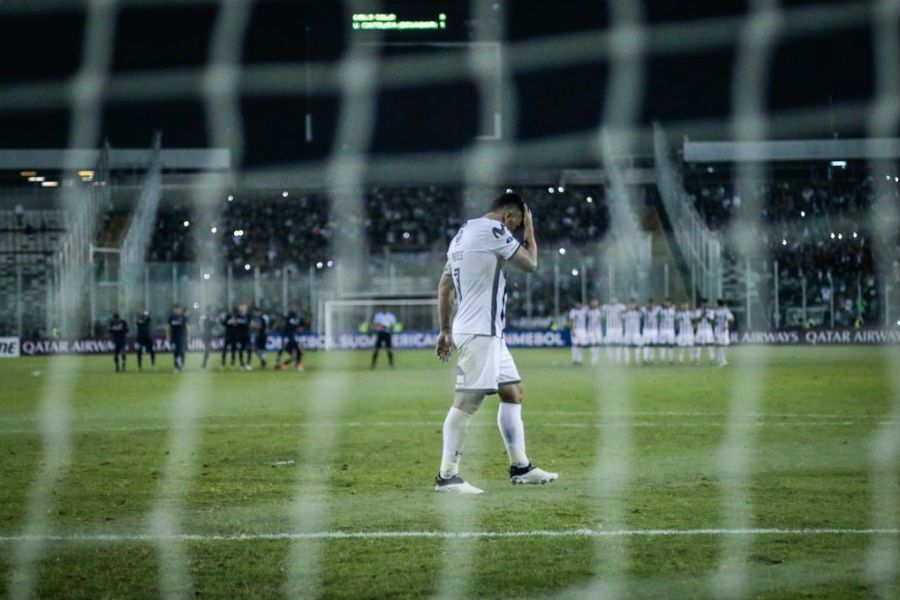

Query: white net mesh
1 0 899 598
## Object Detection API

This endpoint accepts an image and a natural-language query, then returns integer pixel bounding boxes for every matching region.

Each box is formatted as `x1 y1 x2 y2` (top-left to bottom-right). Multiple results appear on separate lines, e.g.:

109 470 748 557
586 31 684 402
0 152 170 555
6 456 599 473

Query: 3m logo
0 337 20 358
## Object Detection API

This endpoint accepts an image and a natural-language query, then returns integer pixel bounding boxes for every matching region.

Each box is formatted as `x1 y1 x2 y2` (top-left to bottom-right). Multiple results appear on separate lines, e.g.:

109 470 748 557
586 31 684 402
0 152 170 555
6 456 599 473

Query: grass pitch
0 347 898 598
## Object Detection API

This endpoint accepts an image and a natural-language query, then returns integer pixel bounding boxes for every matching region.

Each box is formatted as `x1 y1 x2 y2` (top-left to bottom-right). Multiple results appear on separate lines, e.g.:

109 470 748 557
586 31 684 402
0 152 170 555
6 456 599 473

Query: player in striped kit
676 302 695 363
587 298 604 367
622 301 643 366
567 302 589 365
602 297 626 364
713 300 735 367
694 300 716 364
641 299 660 363
657 298 677 363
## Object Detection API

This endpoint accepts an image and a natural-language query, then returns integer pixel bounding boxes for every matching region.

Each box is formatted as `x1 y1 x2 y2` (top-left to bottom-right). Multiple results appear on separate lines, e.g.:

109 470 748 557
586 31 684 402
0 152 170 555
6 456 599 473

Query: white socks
440 407 472 478
571 346 583 364
440 403 531 477
497 402 529 468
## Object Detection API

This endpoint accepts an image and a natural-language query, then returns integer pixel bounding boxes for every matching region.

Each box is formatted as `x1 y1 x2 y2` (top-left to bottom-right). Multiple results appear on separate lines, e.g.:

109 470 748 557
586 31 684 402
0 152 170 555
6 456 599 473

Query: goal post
322 298 439 351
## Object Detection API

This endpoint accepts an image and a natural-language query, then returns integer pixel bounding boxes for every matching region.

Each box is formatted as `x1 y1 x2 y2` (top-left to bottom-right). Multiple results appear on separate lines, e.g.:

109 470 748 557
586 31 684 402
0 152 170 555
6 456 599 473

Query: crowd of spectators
684 163 899 325
147 185 611 273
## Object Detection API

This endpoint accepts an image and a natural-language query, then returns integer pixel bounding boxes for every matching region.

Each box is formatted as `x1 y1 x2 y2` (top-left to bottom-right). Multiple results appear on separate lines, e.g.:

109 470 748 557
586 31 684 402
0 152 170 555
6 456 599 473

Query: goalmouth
322 298 439 351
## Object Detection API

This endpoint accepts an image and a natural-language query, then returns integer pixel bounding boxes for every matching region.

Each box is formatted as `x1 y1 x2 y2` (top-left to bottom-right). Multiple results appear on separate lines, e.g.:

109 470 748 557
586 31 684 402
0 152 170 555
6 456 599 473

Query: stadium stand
682 163 894 326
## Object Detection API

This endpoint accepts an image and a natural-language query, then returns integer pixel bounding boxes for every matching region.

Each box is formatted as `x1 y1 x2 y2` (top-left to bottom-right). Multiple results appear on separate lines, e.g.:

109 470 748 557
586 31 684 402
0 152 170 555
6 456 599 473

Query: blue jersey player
167 305 190 372
135 310 155 370
109 312 129 372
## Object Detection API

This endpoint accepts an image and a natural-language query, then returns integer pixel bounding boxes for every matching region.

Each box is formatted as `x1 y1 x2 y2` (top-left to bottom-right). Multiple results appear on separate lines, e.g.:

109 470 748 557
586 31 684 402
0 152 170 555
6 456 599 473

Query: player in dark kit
277 308 305 371
135 310 156 370
200 305 217 368
251 307 269 369
167 305 190 372
232 304 251 370
221 307 240 368
109 312 129 372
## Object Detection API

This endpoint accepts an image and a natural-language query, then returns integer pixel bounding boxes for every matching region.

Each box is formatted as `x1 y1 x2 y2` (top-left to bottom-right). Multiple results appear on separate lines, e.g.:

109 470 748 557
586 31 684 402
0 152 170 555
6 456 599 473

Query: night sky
0 0 876 168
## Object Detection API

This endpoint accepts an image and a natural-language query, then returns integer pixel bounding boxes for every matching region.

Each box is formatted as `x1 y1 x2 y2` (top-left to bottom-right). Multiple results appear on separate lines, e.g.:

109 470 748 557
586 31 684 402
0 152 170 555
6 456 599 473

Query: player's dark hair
717 299 725 306
113 312 120 319
492 192 525 214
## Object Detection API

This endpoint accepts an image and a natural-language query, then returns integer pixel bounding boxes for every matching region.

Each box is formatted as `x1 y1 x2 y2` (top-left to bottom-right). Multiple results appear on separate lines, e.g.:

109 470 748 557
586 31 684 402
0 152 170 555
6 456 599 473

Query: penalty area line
0 528 898 543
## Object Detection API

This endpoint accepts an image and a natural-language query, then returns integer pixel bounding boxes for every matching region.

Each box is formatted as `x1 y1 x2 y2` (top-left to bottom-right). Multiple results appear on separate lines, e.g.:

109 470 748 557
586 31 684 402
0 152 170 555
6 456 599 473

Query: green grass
0 347 898 598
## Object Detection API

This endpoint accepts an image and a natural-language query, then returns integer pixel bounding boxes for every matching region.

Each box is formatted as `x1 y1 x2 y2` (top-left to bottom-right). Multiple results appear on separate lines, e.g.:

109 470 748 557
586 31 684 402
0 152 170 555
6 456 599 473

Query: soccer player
167 304 189 372
641 298 660 363
694 299 716 363
135 309 155 371
587 298 604 366
602 297 625 363
221 307 237 368
434 192 558 494
657 298 677 363
676 302 695 363
567 301 588 365
277 307 305 371
623 301 643 366
200 305 216 369
109 312 128 372
251 307 269 369
370 307 396 369
233 303 251 370
713 299 735 367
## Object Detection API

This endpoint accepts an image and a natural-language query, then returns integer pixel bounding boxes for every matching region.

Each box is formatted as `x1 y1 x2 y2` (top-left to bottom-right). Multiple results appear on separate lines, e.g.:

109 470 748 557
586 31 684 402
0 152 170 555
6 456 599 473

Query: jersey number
453 267 463 302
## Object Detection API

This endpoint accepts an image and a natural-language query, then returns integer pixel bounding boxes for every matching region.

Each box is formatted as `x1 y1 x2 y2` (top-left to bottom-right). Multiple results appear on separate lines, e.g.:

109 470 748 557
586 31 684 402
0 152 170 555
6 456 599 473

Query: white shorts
658 329 676 345
624 333 643 347
453 334 521 395
588 330 603 346
571 328 589 347
642 330 658 346
604 330 623 345
715 331 730 346
695 327 715 345
677 332 694 347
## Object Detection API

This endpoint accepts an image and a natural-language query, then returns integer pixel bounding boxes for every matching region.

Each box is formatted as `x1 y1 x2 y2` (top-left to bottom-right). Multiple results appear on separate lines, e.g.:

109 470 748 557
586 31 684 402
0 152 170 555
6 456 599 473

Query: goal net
1 0 898 598
321 297 438 351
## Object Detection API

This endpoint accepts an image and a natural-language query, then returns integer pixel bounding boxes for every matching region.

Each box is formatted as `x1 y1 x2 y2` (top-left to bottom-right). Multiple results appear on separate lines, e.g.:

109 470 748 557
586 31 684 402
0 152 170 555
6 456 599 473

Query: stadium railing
654 123 723 305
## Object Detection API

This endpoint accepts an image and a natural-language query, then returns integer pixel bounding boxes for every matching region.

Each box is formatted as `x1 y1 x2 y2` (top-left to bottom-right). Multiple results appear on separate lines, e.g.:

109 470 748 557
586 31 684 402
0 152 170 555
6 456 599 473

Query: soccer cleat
295 364 305 372
509 463 558 485
434 474 484 494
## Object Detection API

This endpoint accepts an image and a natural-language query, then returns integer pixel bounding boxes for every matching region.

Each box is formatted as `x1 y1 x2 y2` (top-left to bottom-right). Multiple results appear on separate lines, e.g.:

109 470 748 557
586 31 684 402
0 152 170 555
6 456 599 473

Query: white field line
0 528 897 544
0 420 896 435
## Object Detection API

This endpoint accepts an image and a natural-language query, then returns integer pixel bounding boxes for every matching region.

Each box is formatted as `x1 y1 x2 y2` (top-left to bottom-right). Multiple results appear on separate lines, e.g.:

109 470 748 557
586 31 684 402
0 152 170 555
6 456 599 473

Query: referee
370 307 396 370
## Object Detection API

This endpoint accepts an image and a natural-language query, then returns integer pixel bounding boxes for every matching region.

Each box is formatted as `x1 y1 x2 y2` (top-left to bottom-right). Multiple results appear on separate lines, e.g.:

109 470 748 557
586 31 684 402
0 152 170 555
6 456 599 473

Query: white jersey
568 306 588 331
373 311 397 331
623 309 643 340
658 307 676 332
713 307 734 336
641 306 660 333
676 310 695 346
695 308 714 332
445 217 520 337
694 308 715 344
602 303 626 334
